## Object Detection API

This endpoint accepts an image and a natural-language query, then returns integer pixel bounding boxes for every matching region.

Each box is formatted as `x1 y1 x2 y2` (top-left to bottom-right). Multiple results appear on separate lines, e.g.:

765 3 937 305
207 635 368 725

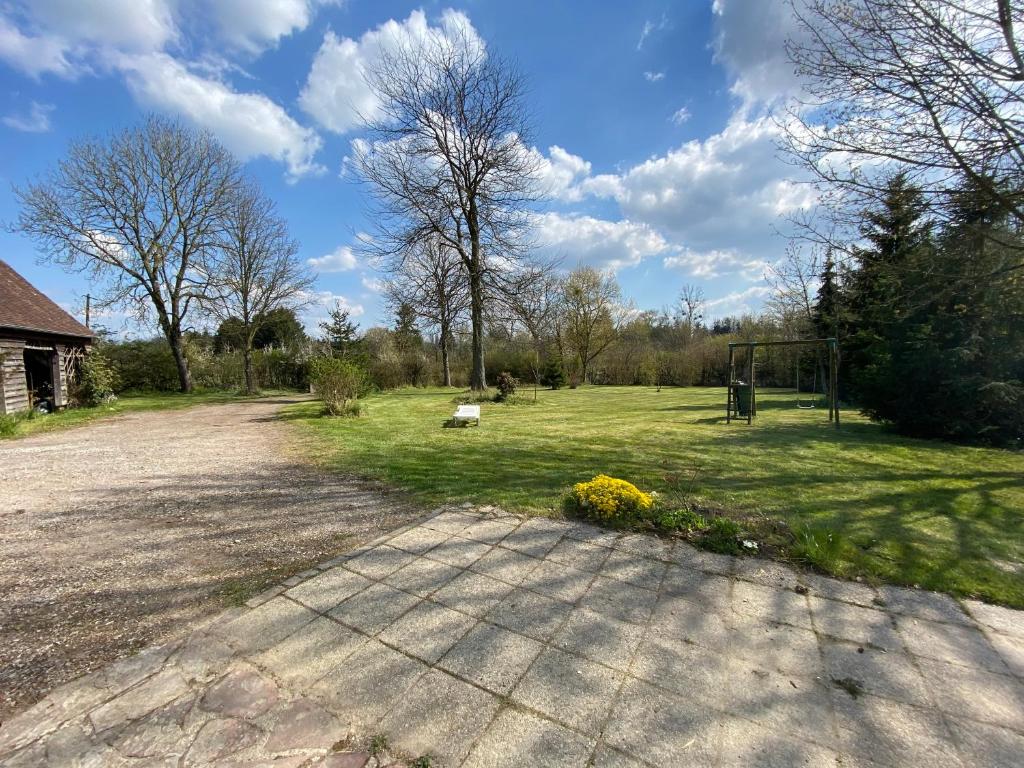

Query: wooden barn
0 259 94 414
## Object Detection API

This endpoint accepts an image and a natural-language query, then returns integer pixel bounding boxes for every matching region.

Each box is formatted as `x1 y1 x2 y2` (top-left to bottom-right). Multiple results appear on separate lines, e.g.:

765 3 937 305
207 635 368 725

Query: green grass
0 390 277 440
288 385 1024 607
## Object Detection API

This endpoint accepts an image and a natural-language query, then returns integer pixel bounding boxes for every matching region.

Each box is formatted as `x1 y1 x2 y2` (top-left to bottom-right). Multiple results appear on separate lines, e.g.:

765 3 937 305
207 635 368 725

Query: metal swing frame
726 338 840 428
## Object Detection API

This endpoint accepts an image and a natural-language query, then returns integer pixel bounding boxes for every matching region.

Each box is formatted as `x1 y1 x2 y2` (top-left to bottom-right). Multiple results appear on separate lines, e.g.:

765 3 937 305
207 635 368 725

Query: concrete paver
1 507 1019 768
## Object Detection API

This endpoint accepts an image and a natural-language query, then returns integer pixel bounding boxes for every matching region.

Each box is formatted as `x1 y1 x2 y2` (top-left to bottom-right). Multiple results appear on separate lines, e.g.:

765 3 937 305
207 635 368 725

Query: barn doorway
23 347 56 411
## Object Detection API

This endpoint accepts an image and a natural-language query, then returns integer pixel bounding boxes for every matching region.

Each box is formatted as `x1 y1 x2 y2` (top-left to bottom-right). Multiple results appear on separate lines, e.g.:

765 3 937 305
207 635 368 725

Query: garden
290 384 1024 608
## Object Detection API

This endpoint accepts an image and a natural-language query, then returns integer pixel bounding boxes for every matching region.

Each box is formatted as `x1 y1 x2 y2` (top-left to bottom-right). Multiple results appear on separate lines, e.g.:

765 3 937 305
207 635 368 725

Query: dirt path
0 396 421 722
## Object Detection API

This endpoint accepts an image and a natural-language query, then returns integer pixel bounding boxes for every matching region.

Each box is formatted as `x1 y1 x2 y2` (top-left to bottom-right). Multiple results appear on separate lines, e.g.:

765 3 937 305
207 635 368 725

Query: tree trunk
167 330 192 393
243 345 256 395
439 323 452 387
469 268 486 391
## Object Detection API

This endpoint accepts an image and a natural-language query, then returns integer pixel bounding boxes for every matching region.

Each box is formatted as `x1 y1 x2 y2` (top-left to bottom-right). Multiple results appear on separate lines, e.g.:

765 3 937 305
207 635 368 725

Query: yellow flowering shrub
568 474 654 524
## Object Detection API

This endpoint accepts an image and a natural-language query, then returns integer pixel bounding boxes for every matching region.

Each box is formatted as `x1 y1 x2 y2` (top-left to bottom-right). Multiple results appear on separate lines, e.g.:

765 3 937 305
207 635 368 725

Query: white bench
453 404 481 426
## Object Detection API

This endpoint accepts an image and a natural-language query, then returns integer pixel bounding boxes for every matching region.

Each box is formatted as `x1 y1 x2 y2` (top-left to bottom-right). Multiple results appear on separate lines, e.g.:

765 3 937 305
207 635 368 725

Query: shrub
566 474 654 525
540 356 565 389
701 516 743 555
0 414 18 438
494 371 518 402
655 507 708 534
73 350 119 406
105 339 180 391
309 357 368 416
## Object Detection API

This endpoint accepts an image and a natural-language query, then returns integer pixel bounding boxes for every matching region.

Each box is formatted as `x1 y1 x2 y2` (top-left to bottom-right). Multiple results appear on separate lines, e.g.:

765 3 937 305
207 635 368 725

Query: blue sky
0 0 810 336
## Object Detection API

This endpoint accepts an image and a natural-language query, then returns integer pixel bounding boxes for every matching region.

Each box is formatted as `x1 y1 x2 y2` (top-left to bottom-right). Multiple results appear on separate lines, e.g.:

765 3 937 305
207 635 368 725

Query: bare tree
14 116 239 392
201 180 314 394
383 238 470 387
783 0 1024 269
356 27 542 390
562 267 623 384
678 284 706 341
764 243 820 333
505 270 565 345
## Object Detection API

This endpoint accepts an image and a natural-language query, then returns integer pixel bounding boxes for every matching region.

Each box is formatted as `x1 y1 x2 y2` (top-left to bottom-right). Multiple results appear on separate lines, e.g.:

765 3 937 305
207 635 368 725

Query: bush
104 339 180 391
309 357 369 416
654 507 708 534
494 371 518 402
540 356 565 390
701 516 743 555
73 350 119 406
566 474 654 526
0 414 18 438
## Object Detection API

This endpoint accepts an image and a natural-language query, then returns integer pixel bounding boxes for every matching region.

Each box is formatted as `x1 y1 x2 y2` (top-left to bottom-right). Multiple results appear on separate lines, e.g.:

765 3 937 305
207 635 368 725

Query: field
289 385 1024 607
0 390 260 440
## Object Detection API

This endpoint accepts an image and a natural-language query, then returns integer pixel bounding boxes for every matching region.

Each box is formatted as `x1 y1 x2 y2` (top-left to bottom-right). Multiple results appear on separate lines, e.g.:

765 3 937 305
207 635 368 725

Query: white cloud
670 106 691 125
637 14 670 51
703 285 773 317
208 0 338 53
3 101 55 132
300 290 365 331
119 52 324 180
532 145 592 202
0 1 334 178
361 274 384 293
712 0 809 110
308 245 358 272
29 0 177 52
0 17 75 78
663 248 768 281
643 71 665 82
533 212 671 271
579 116 816 257
300 8 483 134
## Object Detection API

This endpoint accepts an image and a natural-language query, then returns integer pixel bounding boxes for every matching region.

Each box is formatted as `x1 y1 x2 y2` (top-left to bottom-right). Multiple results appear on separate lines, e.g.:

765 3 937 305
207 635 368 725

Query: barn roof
0 259 93 339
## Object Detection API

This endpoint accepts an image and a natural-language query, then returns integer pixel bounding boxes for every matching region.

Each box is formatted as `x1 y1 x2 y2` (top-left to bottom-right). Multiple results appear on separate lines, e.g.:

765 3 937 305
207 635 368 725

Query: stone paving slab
2 506 1022 767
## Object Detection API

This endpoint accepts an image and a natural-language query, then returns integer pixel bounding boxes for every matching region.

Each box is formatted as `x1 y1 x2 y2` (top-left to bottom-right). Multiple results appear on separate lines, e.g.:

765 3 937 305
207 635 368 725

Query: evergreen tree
253 308 306 350
811 249 841 340
393 303 423 353
878 177 1024 442
843 173 932 406
320 302 360 357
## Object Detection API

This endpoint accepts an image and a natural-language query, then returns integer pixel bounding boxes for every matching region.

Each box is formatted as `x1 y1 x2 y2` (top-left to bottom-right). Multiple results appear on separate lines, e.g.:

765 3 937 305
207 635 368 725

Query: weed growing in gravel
369 734 389 756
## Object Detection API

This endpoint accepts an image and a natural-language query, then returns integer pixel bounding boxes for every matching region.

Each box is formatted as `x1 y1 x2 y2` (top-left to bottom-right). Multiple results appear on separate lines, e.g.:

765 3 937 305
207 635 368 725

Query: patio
1 507 1021 767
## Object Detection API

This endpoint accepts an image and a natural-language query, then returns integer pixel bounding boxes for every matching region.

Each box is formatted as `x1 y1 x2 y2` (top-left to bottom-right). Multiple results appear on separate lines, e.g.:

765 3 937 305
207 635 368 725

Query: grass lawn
288 385 1024 607
0 390 272 440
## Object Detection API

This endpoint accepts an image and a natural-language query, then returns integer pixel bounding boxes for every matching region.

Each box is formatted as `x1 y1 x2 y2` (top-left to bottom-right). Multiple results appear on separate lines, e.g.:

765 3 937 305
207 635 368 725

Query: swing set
726 337 840 427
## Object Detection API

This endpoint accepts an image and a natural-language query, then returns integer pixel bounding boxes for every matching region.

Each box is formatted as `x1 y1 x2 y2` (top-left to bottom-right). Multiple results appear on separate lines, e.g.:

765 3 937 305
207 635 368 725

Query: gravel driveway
0 396 420 722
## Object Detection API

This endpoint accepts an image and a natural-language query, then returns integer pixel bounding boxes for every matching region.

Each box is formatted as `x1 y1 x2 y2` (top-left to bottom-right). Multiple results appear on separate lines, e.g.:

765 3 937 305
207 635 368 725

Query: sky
0 0 812 337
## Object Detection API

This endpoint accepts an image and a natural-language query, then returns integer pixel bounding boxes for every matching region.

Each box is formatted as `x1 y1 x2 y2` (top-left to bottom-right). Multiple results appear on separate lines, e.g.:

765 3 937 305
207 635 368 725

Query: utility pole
84 294 91 328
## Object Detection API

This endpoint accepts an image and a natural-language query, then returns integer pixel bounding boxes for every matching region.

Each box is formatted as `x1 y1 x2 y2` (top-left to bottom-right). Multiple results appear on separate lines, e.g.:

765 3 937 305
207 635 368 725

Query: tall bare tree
202 180 314 394
356 27 541 390
765 243 819 333
383 238 470 386
14 116 239 391
500 270 564 344
562 267 623 384
783 0 1024 270
678 284 706 341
